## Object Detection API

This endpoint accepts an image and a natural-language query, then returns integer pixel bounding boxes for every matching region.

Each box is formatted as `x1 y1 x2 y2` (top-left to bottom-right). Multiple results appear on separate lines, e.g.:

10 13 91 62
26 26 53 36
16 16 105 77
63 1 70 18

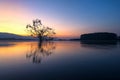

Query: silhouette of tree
26 19 56 42
26 42 56 64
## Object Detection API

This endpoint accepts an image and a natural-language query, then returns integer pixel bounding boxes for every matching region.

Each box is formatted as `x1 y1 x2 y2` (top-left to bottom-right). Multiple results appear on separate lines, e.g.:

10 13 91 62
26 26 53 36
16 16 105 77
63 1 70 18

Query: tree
26 19 56 42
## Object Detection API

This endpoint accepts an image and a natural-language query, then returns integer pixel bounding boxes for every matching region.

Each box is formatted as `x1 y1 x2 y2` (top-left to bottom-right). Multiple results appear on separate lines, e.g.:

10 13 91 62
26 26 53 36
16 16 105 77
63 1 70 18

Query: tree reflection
26 42 56 64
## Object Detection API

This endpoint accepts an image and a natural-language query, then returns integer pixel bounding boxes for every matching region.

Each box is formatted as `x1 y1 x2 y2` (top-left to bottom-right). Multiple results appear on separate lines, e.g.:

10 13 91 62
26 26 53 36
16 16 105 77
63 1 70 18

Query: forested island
80 32 118 40
80 32 118 44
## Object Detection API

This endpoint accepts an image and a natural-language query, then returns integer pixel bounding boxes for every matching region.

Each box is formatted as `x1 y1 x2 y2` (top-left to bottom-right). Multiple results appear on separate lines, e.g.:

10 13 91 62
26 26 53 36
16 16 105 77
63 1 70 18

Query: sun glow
0 2 34 35
0 1 83 38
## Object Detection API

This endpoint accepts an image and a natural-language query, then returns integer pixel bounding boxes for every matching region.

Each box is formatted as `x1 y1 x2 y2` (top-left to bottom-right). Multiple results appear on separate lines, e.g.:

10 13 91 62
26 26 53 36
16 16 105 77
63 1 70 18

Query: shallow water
0 41 120 80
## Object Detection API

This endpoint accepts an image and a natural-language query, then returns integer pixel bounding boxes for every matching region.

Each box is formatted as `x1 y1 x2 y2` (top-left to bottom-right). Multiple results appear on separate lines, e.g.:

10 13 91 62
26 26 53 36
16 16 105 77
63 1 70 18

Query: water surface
0 41 120 80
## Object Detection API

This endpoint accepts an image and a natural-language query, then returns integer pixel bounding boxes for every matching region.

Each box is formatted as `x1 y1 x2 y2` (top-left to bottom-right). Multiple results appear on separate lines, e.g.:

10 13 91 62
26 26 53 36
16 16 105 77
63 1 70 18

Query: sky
0 0 120 38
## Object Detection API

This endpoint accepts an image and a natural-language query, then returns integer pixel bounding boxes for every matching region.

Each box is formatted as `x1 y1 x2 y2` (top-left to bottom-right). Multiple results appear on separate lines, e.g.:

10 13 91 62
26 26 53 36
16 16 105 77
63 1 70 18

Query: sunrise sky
0 0 120 38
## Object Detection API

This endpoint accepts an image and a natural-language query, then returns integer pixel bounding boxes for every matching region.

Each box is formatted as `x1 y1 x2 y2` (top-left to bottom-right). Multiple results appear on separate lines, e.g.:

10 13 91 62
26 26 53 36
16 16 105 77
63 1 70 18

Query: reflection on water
0 41 120 80
80 40 117 45
0 42 15 47
80 40 118 49
26 42 56 63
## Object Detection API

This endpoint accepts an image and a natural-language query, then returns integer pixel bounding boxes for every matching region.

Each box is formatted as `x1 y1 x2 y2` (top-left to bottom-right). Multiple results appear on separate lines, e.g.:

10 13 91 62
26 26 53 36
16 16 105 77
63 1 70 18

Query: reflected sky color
0 41 120 80
0 0 120 38
0 41 119 64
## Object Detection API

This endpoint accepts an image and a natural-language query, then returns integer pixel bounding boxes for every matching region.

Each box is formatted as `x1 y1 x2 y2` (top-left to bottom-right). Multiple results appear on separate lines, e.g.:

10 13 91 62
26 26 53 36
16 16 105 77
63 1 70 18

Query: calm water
0 41 120 80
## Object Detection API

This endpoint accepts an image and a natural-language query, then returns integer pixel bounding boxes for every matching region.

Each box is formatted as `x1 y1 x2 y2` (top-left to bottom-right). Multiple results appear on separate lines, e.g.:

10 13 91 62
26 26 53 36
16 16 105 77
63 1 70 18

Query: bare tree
26 19 56 42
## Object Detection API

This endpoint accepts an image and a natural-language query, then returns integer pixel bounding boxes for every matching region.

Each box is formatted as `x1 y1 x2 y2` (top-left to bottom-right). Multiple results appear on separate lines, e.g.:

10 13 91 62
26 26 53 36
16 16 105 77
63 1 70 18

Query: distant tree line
119 36 120 40
80 32 118 40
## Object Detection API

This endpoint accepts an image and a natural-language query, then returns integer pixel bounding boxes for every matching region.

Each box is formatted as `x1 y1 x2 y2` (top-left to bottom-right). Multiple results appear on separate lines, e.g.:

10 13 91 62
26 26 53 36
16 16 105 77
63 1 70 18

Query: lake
0 41 120 80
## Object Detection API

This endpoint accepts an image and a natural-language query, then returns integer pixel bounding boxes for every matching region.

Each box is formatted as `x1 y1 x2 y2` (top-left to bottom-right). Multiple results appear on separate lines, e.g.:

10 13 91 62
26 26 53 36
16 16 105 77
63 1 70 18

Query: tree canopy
26 19 56 42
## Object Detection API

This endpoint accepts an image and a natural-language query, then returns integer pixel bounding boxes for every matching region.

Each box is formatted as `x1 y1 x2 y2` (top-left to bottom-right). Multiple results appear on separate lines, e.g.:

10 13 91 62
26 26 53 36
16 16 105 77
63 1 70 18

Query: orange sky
0 1 86 38
1 0 119 38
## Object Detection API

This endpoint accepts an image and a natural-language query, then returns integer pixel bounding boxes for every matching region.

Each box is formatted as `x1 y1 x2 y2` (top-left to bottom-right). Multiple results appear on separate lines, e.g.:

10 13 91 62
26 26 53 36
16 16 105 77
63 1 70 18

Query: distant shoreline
0 38 119 41
0 39 38 42
0 32 119 41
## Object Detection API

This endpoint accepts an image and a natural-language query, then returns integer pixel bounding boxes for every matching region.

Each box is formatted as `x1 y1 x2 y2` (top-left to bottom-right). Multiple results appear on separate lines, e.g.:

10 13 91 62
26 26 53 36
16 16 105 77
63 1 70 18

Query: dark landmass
69 32 119 42
80 32 118 45
0 32 59 41
0 32 119 42
55 39 68 41
69 38 80 41
0 32 38 41
80 32 118 40
119 36 120 40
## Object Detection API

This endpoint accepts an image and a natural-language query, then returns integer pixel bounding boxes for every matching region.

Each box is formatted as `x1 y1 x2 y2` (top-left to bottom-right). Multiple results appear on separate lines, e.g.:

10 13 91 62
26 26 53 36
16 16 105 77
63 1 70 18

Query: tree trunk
38 36 42 43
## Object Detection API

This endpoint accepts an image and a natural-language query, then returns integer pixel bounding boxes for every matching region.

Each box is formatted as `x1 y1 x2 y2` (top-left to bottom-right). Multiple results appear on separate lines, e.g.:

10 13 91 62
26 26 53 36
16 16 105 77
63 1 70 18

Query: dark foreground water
0 41 120 80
